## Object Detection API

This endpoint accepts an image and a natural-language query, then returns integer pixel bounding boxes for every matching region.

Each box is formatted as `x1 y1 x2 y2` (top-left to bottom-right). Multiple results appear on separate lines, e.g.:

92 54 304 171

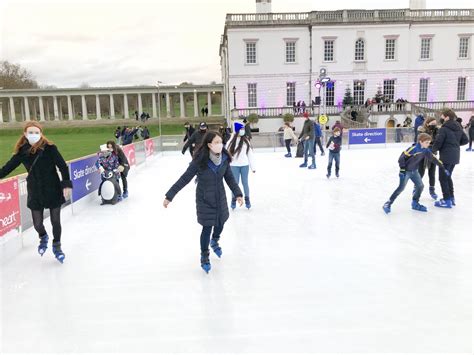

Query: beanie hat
199 122 208 129
303 112 310 118
234 121 245 132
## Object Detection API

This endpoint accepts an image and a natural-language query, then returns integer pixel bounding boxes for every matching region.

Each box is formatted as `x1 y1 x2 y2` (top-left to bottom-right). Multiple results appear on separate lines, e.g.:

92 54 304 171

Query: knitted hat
234 121 245 132
303 112 310 118
199 122 208 129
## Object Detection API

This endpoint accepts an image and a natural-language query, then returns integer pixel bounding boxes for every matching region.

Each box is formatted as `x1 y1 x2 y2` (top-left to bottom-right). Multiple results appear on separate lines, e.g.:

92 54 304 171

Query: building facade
220 3 474 119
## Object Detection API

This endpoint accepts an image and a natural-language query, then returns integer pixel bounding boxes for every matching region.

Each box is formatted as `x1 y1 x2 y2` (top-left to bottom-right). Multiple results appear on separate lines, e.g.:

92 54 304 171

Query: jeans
418 159 436 188
389 170 424 203
439 163 455 200
200 224 224 253
314 137 324 154
31 208 62 243
303 138 315 164
231 165 250 197
469 130 473 149
327 151 340 175
285 139 292 154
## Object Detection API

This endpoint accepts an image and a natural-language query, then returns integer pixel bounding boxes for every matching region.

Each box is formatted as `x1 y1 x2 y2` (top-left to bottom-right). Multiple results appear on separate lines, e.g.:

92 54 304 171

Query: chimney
256 0 272 14
409 0 426 9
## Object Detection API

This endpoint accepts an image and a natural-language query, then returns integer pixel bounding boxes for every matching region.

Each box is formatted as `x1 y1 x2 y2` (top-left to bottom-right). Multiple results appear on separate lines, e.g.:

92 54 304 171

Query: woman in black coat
432 109 469 208
0 122 72 263
164 131 243 273
106 141 130 198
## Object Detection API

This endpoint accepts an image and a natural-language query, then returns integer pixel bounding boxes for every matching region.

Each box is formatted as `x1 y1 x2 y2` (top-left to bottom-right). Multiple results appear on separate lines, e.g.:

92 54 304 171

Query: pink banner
0 178 21 237
145 139 154 158
122 144 136 166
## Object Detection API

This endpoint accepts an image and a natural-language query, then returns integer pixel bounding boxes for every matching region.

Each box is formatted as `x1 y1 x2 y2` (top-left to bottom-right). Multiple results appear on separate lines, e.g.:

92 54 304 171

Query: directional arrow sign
85 179 92 191
349 128 386 145
70 156 102 202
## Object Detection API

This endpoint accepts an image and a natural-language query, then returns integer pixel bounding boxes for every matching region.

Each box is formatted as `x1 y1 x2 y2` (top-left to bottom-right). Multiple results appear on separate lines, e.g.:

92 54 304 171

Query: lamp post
157 81 163 150
232 86 236 109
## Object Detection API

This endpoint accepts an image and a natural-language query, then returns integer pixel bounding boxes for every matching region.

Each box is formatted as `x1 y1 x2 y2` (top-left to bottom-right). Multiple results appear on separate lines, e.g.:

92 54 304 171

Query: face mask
26 133 41 145
239 129 245 137
210 143 223 154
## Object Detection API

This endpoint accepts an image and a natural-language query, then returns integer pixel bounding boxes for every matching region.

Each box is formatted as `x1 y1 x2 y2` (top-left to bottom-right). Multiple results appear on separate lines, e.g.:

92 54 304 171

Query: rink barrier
0 138 161 245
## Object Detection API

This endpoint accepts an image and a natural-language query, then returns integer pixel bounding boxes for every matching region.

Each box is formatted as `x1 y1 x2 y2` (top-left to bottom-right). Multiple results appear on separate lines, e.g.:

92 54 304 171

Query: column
123 94 129 119
109 94 115 119
81 95 88 120
9 97 15 122
138 93 143 115
207 92 212 116
67 95 73 120
46 100 50 120
179 92 185 118
151 93 157 118
221 91 225 117
193 91 199 117
165 93 171 118
0 102 3 123
24 97 30 121
95 94 101 120
38 96 45 121
53 96 59 120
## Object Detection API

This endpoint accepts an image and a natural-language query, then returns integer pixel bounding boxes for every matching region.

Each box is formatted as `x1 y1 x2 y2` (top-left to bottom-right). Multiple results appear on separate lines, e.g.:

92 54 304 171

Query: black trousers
314 137 324 154
200 224 224 253
439 164 455 200
418 160 436 188
285 139 292 154
31 208 62 243
469 130 473 149
120 172 128 193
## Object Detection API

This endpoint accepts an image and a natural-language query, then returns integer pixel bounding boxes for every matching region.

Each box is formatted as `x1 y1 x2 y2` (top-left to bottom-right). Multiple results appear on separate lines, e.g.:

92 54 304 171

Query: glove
181 150 185 155
117 165 125 173
399 169 406 179
444 169 451 177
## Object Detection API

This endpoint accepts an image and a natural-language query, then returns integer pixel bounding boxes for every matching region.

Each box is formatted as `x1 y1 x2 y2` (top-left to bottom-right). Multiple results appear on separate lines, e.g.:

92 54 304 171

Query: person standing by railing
283 122 298 158
298 112 316 169
0 121 72 263
106 141 129 199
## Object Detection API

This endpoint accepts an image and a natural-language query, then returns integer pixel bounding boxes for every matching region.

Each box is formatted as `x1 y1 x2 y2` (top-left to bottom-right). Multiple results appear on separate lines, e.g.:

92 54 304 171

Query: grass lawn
0 124 185 178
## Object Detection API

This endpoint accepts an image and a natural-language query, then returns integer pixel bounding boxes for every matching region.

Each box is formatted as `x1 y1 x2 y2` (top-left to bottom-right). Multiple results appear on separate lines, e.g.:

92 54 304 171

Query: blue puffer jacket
313 122 322 137
165 152 243 226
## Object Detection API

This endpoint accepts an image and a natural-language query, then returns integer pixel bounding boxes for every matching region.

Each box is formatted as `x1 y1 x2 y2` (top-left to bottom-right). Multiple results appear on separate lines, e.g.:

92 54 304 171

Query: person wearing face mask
182 122 208 156
163 131 243 274
326 127 342 179
226 121 256 209
96 144 122 203
0 122 72 263
106 141 129 198
417 117 439 200
182 122 196 157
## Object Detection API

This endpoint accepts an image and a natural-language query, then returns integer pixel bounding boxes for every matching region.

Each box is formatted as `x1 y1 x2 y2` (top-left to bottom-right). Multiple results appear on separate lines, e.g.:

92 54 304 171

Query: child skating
326 127 342 178
163 132 243 274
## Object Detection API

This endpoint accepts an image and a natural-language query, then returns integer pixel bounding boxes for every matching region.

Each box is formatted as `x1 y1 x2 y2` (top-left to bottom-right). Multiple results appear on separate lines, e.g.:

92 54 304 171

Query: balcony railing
225 9 474 26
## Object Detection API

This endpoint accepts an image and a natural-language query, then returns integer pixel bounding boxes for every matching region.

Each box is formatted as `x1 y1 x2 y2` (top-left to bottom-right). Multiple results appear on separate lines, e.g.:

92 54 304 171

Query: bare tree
0 61 39 89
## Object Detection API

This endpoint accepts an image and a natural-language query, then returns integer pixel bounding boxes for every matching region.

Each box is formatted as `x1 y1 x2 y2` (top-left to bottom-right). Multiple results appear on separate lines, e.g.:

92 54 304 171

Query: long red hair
14 121 53 155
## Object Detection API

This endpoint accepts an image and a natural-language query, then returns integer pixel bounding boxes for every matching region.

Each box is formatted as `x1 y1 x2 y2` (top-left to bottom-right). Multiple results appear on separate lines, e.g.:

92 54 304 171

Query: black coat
165 152 243 227
432 119 469 165
182 130 206 154
0 144 72 210
116 147 130 176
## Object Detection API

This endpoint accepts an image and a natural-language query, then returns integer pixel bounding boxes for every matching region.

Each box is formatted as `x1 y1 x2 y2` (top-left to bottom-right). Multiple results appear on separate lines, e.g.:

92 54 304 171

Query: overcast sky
0 0 472 88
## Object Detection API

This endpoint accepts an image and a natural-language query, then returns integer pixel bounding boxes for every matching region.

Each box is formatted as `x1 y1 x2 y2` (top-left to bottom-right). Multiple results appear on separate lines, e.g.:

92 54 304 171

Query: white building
220 0 474 122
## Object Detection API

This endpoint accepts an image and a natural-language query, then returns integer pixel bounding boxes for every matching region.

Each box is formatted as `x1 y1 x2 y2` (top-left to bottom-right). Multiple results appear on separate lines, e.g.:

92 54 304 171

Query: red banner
145 139 154 158
0 178 21 237
122 144 136 166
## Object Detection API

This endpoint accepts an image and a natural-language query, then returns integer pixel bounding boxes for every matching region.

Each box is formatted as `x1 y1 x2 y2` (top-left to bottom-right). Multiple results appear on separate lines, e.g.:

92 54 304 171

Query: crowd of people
114 125 150 145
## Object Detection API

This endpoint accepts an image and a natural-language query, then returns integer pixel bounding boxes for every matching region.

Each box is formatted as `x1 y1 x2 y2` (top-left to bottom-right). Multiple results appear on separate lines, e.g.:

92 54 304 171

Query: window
385 39 396 60
286 82 295 106
248 83 257 107
353 80 365 105
457 77 466 101
420 38 432 60
286 41 296 63
419 78 429 102
459 37 469 59
326 82 335 106
355 39 365 61
246 42 257 64
324 40 334 62
383 79 396 102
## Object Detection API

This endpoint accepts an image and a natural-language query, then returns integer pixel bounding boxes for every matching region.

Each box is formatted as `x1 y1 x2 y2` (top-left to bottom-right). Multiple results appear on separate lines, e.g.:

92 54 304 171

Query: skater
283 122 298 157
122 126 139 146
106 141 130 198
182 122 208 156
465 116 474 151
226 121 256 210
313 120 325 156
298 112 316 169
417 117 439 200
0 122 72 263
382 133 447 214
243 118 252 140
163 132 243 273
114 126 122 144
326 127 342 178
431 109 469 208
96 144 123 202
414 114 425 143
331 120 344 135
183 122 196 157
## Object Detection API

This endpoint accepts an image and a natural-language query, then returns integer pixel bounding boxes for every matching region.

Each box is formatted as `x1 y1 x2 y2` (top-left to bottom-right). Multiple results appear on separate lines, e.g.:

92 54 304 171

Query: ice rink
1 146 472 353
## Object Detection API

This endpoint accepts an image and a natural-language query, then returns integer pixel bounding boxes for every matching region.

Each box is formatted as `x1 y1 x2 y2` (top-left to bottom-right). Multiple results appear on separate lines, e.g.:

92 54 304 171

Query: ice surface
1 147 472 353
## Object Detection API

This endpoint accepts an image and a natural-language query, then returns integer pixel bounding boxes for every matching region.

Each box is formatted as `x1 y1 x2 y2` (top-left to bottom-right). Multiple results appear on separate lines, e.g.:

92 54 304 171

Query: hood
443 119 462 132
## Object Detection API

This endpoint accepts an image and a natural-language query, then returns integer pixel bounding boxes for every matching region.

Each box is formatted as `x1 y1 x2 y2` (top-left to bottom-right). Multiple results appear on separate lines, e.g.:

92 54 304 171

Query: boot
451 197 456 206
411 200 428 212
308 163 316 169
201 250 211 273
429 187 438 200
52 241 65 263
210 239 222 258
434 199 452 208
299 161 308 168
38 233 49 256
284 153 292 158
245 196 251 209
230 197 237 210
382 201 391 214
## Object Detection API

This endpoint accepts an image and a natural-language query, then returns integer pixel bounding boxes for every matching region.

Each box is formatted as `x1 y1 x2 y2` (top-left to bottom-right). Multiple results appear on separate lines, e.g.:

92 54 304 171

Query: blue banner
349 128 386 145
70 155 101 202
